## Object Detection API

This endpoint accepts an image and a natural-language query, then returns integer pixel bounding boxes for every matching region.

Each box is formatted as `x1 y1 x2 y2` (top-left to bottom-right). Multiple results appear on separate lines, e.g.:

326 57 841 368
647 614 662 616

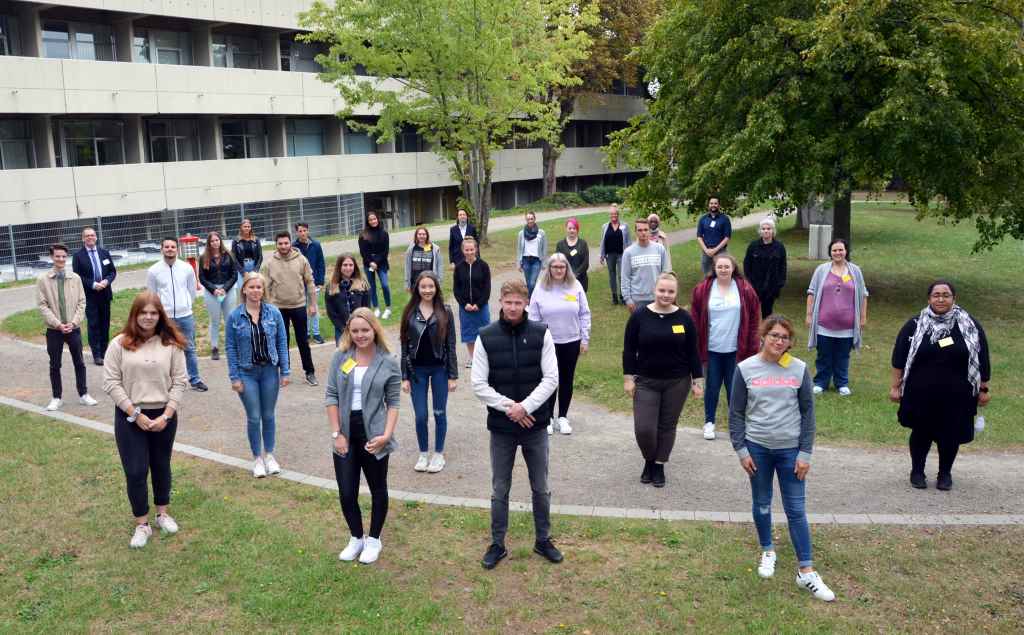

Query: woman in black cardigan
743 217 787 318
452 237 491 367
198 231 237 360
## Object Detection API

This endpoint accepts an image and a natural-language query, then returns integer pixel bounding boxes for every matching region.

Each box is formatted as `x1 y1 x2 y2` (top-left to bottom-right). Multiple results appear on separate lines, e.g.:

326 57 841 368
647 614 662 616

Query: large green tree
300 0 595 242
607 0 1024 249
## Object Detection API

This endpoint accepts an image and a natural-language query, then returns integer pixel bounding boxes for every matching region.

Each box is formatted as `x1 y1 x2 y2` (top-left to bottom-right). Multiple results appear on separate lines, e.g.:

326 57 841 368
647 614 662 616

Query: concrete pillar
124 115 145 163
199 115 221 160
114 19 134 63
192 25 213 66
325 118 342 155
267 116 287 157
31 115 55 168
259 29 281 71
17 4 42 57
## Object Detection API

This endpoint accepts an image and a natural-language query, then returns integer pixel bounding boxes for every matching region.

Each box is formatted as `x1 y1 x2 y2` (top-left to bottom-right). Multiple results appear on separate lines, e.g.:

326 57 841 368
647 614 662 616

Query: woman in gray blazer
326 306 402 565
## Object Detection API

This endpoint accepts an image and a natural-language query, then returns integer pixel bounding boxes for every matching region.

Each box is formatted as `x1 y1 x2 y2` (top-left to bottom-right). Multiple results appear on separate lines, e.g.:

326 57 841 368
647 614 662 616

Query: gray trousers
606 253 623 301
490 430 550 545
633 376 691 463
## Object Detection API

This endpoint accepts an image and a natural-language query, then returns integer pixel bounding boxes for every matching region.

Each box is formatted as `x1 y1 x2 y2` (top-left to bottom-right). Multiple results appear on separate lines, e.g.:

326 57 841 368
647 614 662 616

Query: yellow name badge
938 337 954 348
424 244 432 252
341 358 357 374
779 352 793 368
841 274 852 283
672 324 685 334
564 293 577 302
569 249 578 257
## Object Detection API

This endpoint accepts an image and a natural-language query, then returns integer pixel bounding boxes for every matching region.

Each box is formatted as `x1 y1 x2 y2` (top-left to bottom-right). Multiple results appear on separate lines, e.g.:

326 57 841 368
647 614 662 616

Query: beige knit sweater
103 334 189 411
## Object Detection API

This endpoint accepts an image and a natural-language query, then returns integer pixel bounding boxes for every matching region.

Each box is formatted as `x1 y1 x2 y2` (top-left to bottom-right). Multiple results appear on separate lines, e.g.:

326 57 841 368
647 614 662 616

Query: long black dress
891 317 990 445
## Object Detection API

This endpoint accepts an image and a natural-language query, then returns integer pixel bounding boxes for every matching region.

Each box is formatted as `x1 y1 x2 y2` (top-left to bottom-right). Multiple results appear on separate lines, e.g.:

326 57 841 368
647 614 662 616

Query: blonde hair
539 253 577 290
340 307 391 353
500 279 529 299
240 271 265 293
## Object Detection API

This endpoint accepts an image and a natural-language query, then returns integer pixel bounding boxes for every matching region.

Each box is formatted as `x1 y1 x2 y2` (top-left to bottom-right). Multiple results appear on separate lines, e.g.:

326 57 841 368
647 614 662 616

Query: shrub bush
580 185 625 204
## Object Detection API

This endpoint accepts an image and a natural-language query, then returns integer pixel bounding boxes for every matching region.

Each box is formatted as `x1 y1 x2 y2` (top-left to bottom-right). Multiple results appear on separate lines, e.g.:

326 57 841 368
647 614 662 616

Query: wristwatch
126 407 141 423
331 431 341 439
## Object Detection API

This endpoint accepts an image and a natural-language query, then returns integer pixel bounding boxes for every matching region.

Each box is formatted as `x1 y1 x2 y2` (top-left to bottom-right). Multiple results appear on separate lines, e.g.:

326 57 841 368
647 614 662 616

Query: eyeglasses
929 293 953 299
765 333 791 342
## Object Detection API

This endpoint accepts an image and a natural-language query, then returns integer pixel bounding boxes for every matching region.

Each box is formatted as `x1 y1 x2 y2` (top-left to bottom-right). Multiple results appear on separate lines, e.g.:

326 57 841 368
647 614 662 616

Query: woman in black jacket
743 217 788 318
232 218 263 284
452 237 491 366
198 231 237 360
325 254 371 346
555 217 590 291
358 211 392 320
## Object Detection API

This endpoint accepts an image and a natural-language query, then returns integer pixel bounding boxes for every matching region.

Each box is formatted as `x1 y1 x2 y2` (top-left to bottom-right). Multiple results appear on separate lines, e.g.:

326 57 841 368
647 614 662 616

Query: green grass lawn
2 407 1021 633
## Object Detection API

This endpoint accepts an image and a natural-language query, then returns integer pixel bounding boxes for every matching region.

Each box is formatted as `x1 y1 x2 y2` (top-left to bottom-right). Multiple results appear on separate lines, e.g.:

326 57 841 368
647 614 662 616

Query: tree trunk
541 139 560 197
832 189 852 244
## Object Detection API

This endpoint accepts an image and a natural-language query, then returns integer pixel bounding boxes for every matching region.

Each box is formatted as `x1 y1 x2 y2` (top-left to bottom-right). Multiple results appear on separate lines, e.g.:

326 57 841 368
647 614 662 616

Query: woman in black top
743 217 788 318
623 272 704 487
890 280 991 491
198 231 237 360
325 254 371 346
555 217 590 291
358 211 392 319
232 218 263 282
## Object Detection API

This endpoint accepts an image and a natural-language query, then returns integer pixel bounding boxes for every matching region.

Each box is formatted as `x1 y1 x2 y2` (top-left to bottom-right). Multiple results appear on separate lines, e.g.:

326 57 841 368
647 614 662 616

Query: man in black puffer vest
471 279 561 570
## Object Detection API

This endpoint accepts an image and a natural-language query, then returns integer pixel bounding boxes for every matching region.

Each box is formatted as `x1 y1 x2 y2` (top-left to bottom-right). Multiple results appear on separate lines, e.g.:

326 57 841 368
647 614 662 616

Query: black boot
652 463 666 488
211 347 219 360
910 472 927 489
641 460 653 484
936 472 953 491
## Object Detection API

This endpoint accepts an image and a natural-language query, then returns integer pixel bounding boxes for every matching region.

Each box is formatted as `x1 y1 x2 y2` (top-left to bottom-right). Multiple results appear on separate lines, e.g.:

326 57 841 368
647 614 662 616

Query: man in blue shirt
696 197 732 277
295 223 326 345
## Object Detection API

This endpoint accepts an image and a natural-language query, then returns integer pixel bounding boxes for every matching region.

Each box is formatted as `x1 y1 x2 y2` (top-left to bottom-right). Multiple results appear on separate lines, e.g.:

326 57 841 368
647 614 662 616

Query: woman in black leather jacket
198 231 238 360
325 254 371 346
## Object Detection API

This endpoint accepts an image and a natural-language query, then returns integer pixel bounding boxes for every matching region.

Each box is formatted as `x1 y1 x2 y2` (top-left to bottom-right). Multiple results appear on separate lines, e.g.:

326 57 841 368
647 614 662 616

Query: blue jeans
522 257 542 298
237 364 280 457
605 253 623 302
367 269 392 308
747 441 813 567
411 364 449 453
171 314 202 385
704 350 737 423
204 288 237 349
814 334 853 389
307 286 321 337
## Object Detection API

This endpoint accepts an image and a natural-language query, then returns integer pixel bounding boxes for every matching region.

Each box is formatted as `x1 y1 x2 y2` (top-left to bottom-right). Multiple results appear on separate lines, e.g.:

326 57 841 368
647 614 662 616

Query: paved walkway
3 210 1022 524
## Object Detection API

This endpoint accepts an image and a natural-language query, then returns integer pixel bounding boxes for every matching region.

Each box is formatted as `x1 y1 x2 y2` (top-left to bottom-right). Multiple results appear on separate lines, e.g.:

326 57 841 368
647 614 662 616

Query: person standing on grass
37 243 98 411
472 280 561 570
102 291 189 549
73 226 116 365
261 231 318 387
696 197 732 277
648 213 670 248
325 254 371 346
555 217 590 292
197 231 237 361
453 237 491 368
805 238 869 396
620 218 671 313
358 211 393 320
528 253 591 436
146 237 208 392
623 273 703 488
404 225 444 292
400 271 458 474
743 217 788 318
449 208 479 269
232 218 263 289
691 253 761 441
516 211 548 298
326 307 401 565
729 315 835 602
295 222 327 345
226 273 290 479
600 204 631 305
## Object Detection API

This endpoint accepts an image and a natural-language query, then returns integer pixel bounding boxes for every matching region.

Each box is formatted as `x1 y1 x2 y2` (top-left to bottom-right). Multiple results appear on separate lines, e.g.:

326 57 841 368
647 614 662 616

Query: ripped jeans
747 441 813 567
410 364 449 453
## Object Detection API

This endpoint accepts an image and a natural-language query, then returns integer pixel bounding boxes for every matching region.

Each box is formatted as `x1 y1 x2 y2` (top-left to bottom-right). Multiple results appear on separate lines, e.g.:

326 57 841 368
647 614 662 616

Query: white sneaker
757 551 777 578
838 386 852 396
703 422 716 440
156 513 179 534
264 454 281 475
557 417 573 434
796 570 836 602
373 307 381 318
359 536 382 564
382 308 392 320
414 453 429 472
812 385 824 395
252 457 267 478
547 423 554 435
338 536 364 561
78 394 98 406
45 398 62 411
427 453 446 473
130 523 152 549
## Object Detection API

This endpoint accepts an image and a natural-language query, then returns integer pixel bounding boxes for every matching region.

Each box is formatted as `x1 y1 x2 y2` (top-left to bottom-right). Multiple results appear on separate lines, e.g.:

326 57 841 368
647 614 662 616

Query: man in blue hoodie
295 223 326 345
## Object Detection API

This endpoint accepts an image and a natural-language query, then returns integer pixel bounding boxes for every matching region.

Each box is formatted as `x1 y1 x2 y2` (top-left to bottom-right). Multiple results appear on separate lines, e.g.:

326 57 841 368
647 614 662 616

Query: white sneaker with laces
373 307 381 318
757 551 777 578
338 536 364 561
703 422 716 440
796 571 836 602
130 523 152 548
427 453 446 473
414 453 429 472
557 417 573 434
252 457 267 478
156 513 179 534
45 398 62 411
264 454 281 475
382 308 392 320
838 386 852 396
359 536 382 564
79 394 98 406
812 385 824 395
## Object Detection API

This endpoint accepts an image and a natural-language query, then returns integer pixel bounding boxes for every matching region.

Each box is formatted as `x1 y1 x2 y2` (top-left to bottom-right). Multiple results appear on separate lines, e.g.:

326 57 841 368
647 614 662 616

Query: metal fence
0 193 364 282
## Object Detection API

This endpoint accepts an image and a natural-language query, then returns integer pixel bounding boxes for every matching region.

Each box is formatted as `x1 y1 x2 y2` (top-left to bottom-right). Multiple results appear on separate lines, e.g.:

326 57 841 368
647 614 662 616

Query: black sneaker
534 539 563 563
652 463 666 488
312 335 326 345
936 473 953 491
481 543 507 569
641 460 654 484
93 358 104 366
305 372 319 386
910 472 927 489
192 381 209 392
211 347 219 360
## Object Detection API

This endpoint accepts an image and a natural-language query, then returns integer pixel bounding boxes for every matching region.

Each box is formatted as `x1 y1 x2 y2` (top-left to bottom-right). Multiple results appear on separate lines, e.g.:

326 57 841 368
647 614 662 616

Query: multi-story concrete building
0 0 645 280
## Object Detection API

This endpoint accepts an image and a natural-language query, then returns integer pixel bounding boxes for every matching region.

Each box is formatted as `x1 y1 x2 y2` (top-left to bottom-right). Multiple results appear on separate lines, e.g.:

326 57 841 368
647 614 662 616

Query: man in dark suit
448 208 480 269
72 226 116 365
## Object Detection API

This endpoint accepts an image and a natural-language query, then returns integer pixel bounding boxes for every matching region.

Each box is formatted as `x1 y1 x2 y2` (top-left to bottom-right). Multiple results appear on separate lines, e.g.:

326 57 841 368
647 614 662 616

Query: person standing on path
555 217 590 292
226 272 291 479
325 254 371 346
400 271 458 474
404 226 444 292
623 273 703 488
37 243 98 411
197 231 237 361
890 280 991 491
295 222 327 345
448 208 479 269
261 231 318 387
528 253 591 436
472 280 562 570
232 218 263 291
805 238 868 396
516 212 548 298
743 216 788 318
696 197 732 277
326 307 402 565
729 315 835 602
358 211 393 320
453 237 491 368
146 237 208 392
621 218 671 313
691 253 761 441
102 291 189 549
599 204 631 305
73 226 116 365
648 213 670 248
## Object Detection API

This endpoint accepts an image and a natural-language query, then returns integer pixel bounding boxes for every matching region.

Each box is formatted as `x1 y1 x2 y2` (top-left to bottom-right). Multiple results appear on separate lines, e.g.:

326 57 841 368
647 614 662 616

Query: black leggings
909 428 961 476
333 413 390 539
547 340 581 419
114 407 178 518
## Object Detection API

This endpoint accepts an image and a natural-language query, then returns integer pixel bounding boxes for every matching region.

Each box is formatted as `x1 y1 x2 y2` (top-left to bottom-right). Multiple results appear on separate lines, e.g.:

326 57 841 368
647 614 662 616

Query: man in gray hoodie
620 219 671 312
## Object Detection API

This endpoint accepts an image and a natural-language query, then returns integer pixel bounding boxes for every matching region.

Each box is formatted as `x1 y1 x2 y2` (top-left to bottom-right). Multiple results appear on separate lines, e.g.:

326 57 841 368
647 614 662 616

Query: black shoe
936 473 953 491
534 539 563 563
910 472 927 489
651 463 666 488
192 381 209 392
93 358 104 366
305 372 319 386
481 543 507 569
211 347 219 360
641 460 654 484
312 335 326 345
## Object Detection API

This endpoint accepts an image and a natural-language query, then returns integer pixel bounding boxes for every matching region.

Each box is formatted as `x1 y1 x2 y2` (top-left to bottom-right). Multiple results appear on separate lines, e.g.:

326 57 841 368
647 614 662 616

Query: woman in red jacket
691 253 761 441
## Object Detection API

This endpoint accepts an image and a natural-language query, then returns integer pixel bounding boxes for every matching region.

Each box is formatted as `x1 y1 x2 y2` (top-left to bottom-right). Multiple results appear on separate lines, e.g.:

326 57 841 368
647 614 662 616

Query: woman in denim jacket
226 272 291 479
